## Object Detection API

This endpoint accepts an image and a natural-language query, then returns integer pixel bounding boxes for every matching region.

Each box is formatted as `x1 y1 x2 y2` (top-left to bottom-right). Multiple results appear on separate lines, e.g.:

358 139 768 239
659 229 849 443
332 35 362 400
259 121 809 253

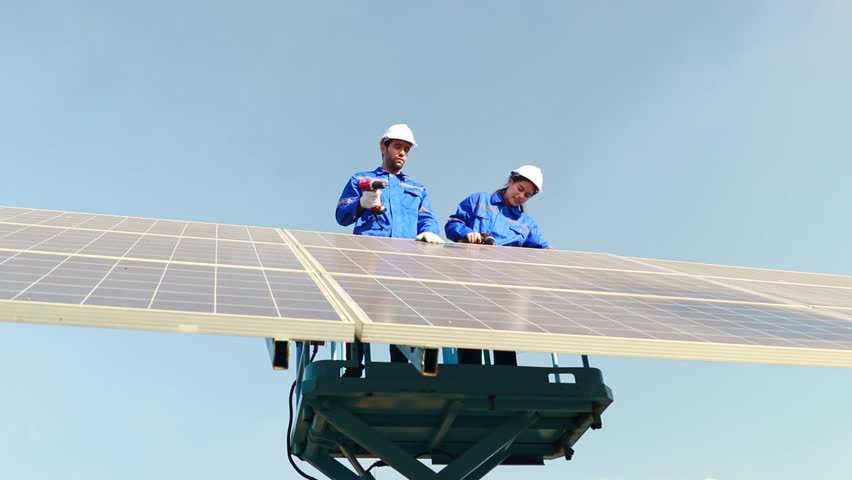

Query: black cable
288 343 386 479
287 379 318 480
286 344 320 480
365 460 386 473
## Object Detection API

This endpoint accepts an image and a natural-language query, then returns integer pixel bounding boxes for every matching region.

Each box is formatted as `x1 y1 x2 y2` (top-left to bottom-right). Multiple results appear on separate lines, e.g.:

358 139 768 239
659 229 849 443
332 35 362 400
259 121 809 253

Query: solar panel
4 207 852 368
330 274 852 362
0 208 353 341
291 232 852 368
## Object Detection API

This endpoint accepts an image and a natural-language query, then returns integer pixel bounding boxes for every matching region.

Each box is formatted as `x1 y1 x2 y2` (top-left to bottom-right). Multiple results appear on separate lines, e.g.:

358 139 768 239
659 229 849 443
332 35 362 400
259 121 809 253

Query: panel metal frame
0 299 353 340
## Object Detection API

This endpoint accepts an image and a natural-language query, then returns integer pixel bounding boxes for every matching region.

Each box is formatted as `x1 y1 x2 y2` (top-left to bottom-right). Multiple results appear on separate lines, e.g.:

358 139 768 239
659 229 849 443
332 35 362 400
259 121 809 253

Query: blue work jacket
445 192 549 248
336 167 440 239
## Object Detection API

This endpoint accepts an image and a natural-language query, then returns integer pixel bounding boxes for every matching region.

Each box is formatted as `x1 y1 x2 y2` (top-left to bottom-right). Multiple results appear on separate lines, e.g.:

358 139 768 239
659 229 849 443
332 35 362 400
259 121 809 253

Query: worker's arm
522 221 549 248
416 188 441 235
335 176 362 227
445 195 477 242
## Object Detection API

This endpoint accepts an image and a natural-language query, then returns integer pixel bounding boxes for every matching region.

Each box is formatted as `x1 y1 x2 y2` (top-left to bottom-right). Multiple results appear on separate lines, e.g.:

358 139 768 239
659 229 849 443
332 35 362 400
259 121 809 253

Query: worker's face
504 178 536 207
380 140 411 173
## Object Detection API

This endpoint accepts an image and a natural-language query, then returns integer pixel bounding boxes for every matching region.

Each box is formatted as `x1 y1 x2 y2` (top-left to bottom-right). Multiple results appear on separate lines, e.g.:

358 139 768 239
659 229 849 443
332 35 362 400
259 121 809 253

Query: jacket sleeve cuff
445 219 473 241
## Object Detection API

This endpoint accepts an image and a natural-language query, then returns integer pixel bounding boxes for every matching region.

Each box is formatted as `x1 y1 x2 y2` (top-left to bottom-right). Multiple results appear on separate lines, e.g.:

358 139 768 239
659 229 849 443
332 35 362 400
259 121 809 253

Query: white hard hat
511 165 543 193
380 123 417 147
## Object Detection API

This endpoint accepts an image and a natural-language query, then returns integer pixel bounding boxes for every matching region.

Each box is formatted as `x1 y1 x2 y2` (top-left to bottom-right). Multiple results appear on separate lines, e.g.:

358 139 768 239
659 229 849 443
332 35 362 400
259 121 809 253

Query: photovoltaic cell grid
0 209 349 340
293 233 852 307
289 229 658 271
0 252 336 318
305 246 776 303
0 207 285 243
0 225 300 269
334 276 852 350
627 257 852 310
632 256 852 287
294 231 852 309
710 279 852 310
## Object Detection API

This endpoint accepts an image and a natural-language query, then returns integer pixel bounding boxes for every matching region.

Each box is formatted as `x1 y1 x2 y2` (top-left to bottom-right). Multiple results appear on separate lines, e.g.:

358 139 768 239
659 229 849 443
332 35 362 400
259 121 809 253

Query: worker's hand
465 232 483 244
416 232 445 244
359 189 382 210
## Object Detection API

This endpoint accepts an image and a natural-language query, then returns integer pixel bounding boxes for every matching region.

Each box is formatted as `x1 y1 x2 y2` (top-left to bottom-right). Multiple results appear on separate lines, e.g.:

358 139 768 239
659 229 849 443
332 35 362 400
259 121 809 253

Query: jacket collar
374 166 406 178
491 192 522 216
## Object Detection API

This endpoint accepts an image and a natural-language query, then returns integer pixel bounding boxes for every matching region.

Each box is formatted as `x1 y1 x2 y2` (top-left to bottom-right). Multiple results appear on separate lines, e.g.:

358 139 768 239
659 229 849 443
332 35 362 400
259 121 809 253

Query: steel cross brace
302 399 539 480
434 411 538 480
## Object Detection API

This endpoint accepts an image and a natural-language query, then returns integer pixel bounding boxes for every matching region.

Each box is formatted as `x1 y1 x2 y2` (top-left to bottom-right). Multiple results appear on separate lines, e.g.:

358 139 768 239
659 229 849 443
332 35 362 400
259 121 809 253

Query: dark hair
495 175 538 213
512 174 539 194
495 186 524 213
382 138 413 148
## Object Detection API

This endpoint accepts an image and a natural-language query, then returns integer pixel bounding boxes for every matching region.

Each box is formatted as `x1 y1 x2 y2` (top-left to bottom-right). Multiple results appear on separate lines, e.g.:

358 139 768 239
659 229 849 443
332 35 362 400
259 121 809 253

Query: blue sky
2 1 852 479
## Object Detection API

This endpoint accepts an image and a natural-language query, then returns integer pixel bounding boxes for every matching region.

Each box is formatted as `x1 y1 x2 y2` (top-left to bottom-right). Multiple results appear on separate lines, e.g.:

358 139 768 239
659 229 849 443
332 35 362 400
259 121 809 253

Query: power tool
357 179 387 214
358 179 387 228
463 233 496 245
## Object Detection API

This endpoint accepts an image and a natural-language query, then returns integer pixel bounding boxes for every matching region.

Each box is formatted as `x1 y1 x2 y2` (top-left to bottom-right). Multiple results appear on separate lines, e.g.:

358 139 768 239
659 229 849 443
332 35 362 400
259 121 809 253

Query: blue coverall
444 191 549 365
445 192 549 248
336 167 440 238
336 166 440 369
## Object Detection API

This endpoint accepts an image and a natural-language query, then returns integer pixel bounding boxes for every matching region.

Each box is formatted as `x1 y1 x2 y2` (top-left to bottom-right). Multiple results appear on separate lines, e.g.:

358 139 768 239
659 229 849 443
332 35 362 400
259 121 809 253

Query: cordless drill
357 179 387 228
357 179 386 214
463 233 496 245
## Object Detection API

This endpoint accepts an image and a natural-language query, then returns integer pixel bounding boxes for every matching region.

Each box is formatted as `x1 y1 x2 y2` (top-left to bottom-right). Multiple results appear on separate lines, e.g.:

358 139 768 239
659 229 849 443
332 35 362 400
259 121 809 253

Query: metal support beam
435 412 539 480
460 453 510 480
339 445 368 478
266 337 289 370
300 413 329 461
303 452 365 480
308 400 437 480
397 345 439 377
429 400 464 450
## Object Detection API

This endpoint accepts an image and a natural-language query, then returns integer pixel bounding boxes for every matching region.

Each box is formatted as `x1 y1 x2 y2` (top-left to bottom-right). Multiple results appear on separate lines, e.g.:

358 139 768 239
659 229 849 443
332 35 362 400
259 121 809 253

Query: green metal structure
289 342 613 480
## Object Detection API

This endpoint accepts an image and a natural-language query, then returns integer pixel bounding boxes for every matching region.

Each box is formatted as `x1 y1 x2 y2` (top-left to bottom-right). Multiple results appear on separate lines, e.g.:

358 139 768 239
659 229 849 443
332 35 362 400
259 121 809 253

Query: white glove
416 232 445 244
359 190 382 210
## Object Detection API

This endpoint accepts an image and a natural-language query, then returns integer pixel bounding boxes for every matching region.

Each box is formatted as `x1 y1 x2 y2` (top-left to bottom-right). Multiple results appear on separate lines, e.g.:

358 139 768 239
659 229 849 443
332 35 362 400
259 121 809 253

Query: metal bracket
266 337 289 370
397 345 439 376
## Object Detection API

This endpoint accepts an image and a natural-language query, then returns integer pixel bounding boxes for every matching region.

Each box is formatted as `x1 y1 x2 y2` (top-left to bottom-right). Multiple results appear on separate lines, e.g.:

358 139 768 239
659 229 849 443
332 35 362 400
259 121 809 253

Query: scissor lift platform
290 359 613 480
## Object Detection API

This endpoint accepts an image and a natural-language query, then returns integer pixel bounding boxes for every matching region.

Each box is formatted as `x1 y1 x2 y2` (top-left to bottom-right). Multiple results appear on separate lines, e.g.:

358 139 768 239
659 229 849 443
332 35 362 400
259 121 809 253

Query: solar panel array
3 207 852 368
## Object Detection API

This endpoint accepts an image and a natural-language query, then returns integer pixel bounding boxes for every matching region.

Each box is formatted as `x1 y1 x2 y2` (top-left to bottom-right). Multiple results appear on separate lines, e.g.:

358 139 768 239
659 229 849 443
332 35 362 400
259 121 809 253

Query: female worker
445 164 548 248
444 165 549 365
